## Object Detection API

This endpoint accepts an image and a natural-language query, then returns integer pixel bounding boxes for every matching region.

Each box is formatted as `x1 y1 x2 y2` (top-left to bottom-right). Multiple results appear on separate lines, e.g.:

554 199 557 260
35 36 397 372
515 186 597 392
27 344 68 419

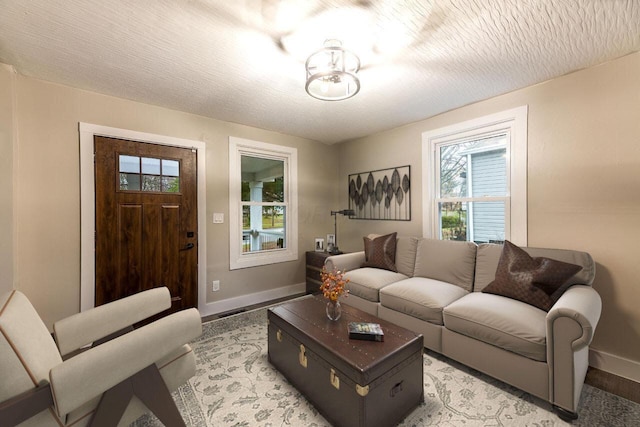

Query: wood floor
202 295 640 405
585 367 640 404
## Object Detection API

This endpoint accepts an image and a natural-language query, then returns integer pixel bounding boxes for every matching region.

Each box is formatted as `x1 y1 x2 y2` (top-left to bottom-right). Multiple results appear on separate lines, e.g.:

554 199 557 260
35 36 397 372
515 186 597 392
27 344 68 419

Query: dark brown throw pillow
482 240 583 311
362 232 398 272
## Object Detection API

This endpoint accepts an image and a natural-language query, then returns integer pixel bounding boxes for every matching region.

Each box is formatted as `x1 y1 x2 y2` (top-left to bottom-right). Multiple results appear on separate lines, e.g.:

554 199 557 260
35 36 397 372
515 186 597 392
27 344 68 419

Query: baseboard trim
589 348 640 383
198 282 306 318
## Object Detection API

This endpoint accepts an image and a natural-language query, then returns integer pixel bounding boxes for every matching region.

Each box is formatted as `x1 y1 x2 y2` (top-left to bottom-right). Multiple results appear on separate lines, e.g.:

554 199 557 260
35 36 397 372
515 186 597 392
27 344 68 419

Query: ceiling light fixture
305 39 360 101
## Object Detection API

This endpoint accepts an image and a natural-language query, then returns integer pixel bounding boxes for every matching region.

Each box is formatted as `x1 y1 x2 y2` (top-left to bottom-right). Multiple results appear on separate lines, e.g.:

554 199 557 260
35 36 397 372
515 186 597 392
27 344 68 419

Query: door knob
180 243 195 251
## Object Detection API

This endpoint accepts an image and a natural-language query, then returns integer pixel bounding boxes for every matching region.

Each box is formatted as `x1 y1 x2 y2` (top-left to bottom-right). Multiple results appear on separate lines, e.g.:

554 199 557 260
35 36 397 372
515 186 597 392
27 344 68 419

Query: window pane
240 155 285 202
142 175 161 192
439 146 468 198
119 155 139 173
438 201 505 244
262 205 285 229
162 159 179 177
242 206 250 230
120 172 140 190
262 178 284 202
119 156 182 192
162 177 180 192
439 135 506 198
439 202 468 241
241 204 286 253
470 201 505 244
141 157 160 175
470 148 507 197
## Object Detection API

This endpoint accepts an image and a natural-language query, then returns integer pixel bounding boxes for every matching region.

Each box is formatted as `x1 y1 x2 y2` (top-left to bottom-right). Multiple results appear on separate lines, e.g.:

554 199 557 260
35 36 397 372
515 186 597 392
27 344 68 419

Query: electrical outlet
212 280 220 292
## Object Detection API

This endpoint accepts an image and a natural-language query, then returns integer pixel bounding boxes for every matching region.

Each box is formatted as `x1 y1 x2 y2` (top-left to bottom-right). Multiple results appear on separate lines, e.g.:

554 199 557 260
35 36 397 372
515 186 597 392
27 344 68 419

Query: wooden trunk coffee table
268 296 424 427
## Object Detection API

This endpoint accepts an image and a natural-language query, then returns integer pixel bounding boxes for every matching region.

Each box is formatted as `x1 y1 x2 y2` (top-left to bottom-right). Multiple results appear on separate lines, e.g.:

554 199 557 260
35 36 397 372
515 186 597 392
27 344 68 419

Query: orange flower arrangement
320 267 350 302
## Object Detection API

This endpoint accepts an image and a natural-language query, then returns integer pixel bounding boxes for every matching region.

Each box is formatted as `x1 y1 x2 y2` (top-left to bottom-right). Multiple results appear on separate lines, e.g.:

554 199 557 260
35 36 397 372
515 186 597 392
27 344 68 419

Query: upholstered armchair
0 287 202 426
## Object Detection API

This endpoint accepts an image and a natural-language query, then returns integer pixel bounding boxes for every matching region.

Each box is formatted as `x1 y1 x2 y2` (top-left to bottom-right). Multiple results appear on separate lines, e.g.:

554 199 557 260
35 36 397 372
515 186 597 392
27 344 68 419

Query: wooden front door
94 136 198 313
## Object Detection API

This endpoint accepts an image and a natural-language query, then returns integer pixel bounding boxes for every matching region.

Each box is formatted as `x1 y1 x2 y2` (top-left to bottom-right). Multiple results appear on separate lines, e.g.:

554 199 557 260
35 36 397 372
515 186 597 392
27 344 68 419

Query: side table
305 251 332 294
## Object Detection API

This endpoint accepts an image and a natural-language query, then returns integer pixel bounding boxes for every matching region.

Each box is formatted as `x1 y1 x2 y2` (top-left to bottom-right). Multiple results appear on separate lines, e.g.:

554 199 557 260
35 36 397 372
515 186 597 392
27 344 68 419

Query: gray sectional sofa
324 235 602 420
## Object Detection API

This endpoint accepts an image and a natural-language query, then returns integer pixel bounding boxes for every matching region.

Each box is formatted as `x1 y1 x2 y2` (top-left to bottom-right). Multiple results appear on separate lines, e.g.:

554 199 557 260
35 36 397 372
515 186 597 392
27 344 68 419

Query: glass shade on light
305 40 360 101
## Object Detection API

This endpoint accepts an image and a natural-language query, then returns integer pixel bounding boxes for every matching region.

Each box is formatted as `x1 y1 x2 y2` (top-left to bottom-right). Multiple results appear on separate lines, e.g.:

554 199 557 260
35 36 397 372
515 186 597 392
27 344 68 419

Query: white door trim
79 123 207 313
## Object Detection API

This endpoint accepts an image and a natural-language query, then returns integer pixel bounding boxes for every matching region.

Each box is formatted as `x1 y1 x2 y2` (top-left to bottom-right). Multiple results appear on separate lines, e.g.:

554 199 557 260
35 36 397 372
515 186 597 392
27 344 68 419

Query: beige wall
4 68 338 327
337 52 640 369
0 64 15 295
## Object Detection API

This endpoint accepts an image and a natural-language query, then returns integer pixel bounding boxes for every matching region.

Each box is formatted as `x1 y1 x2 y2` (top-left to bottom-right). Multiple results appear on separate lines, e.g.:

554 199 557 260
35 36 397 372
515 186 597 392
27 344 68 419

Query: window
118 155 180 193
422 106 527 246
229 137 298 269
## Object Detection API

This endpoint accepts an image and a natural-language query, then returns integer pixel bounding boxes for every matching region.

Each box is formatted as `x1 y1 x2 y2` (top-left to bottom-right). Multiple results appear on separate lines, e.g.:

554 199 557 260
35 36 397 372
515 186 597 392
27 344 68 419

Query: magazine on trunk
348 322 384 342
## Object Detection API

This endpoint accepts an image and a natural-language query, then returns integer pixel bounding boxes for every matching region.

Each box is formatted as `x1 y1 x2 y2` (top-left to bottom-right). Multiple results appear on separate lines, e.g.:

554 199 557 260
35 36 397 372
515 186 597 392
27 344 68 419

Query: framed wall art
348 166 411 221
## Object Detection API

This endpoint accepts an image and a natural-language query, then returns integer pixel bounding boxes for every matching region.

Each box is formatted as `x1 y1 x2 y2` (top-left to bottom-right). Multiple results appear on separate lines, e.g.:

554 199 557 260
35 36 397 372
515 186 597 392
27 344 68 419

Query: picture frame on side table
315 238 325 252
326 234 335 253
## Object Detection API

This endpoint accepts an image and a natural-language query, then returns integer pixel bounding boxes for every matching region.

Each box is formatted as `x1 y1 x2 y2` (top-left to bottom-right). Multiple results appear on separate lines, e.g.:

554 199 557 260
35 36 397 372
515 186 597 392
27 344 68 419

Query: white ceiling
1 0 639 144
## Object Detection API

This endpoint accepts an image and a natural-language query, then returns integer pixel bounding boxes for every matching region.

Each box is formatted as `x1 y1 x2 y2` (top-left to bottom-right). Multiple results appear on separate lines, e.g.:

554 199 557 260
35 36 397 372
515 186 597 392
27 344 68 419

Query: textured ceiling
1 0 639 144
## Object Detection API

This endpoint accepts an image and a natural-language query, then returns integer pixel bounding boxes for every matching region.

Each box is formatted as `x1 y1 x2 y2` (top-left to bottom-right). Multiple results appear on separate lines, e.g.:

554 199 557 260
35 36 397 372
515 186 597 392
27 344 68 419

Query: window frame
422 106 528 246
229 136 298 269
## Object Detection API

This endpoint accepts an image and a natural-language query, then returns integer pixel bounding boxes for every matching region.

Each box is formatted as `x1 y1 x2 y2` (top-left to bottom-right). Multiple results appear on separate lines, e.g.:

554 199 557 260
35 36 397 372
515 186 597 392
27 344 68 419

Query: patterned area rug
133 303 640 426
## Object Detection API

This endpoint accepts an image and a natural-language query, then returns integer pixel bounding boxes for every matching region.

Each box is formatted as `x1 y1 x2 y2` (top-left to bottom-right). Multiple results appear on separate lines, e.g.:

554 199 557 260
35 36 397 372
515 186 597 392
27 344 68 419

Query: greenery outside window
422 106 528 246
229 137 298 269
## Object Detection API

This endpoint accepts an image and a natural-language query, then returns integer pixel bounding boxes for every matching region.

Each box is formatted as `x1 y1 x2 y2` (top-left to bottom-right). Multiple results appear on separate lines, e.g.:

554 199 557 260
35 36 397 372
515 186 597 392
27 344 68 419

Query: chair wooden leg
89 364 185 427
90 379 134 427
131 365 186 427
0 383 54 427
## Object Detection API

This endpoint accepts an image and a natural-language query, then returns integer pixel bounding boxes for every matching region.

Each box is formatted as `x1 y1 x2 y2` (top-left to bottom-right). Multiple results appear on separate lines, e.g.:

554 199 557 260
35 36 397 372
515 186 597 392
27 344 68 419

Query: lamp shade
305 39 360 101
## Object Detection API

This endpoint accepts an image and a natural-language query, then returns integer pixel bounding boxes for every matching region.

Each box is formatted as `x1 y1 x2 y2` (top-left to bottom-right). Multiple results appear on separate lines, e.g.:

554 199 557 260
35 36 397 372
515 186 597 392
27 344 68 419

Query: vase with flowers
320 267 349 321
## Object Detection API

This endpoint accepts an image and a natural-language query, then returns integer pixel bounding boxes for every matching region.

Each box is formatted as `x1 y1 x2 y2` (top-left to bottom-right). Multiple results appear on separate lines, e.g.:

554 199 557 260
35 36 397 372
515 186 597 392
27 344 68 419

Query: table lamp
330 209 354 255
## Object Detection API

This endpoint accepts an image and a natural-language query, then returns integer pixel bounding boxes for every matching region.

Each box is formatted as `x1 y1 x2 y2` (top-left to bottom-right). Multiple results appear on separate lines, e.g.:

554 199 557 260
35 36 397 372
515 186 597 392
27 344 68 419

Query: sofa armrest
325 251 366 272
49 308 201 417
545 285 602 413
53 287 171 357
546 285 602 352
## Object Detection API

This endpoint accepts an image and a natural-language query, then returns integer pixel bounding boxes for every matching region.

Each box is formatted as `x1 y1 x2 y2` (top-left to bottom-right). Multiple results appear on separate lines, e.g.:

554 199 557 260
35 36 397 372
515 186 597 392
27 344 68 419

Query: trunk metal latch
299 344 308 368
330 368 340 390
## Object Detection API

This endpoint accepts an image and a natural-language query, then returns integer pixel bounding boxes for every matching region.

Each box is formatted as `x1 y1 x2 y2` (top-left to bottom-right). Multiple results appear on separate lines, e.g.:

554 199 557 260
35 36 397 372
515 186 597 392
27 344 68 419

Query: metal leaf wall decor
348 166 411 220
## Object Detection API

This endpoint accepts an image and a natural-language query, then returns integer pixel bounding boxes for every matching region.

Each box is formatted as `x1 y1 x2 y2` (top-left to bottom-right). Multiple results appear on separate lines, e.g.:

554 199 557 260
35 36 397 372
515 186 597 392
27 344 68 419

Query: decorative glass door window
119 155 180 193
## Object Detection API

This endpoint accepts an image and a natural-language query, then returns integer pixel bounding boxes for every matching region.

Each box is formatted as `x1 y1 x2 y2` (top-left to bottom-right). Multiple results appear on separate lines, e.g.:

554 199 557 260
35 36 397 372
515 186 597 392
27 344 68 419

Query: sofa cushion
474 243 595 291
395 236 419 277
413 239 477 291
444 292 547 361
380 277 468 325
345 268 408 302
362 232 398 272
482 241 583 311
474 243 507 292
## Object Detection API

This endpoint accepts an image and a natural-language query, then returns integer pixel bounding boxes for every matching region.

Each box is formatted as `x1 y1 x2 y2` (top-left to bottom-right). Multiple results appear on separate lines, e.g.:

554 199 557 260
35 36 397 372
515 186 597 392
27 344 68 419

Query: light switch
213 213 224 224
